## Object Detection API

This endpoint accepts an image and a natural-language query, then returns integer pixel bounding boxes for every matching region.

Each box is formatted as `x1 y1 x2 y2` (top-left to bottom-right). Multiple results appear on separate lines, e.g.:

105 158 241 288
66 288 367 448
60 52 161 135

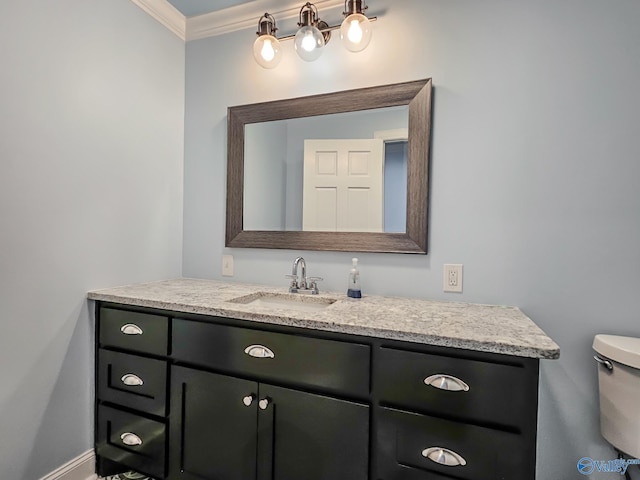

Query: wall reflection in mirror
243 105 408 233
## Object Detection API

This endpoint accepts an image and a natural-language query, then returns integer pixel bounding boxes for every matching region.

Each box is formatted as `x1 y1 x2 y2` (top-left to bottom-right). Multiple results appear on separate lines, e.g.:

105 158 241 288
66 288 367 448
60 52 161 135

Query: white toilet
593 334 640 457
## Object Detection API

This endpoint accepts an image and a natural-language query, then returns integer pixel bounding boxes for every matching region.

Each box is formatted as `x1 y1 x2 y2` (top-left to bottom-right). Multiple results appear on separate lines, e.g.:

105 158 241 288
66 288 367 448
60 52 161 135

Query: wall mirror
226 78 432 254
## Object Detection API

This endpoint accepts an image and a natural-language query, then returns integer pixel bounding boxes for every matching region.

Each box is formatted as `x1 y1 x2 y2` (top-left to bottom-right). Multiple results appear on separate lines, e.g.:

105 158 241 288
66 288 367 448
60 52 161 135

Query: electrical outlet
222 255 234 277
443 264 463 293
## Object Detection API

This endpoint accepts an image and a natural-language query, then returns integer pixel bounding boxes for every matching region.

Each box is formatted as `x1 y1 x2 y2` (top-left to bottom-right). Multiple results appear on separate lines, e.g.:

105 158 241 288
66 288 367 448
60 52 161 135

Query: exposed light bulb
253 34 282 69
261 39 275 61
340 13 372 52
294 25 325 62
347 19 363 44
301 32 317 52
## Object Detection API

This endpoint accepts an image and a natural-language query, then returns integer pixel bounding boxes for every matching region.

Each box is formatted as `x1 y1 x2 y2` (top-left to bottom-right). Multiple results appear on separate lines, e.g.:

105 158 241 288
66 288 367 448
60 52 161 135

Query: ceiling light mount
253 1 377 68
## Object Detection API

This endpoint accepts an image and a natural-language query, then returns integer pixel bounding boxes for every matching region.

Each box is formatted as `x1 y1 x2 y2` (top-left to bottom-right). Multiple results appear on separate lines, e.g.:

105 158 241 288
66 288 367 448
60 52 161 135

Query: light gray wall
183 0 640 478
244 121 287 230
0 1 184 479
384 141 407 233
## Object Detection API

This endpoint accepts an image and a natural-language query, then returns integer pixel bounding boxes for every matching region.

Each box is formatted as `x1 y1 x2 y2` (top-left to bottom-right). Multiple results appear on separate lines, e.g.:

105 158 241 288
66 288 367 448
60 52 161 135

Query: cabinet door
257 384 369 480
170 366 258 480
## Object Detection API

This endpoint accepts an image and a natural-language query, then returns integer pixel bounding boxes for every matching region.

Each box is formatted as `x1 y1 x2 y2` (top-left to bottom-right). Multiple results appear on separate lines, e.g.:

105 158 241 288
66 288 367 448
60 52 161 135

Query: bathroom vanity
89 278 559 480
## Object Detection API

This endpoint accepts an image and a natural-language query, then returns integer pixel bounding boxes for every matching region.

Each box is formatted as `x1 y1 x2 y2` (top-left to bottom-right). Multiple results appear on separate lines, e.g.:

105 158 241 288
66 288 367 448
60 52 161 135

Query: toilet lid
593 334 640 369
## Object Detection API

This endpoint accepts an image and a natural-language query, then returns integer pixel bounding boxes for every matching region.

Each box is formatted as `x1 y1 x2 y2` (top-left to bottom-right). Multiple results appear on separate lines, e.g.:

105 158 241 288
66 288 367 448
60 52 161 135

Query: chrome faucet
287 256 322 294
292 256 307 289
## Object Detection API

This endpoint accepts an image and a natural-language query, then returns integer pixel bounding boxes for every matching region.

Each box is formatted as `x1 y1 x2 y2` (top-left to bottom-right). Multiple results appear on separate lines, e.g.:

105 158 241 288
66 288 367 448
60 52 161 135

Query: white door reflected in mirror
303 139 384 232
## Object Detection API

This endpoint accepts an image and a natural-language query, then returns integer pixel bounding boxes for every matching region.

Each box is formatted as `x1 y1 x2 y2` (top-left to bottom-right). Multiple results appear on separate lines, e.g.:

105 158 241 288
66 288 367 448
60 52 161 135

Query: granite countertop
87 278 559 360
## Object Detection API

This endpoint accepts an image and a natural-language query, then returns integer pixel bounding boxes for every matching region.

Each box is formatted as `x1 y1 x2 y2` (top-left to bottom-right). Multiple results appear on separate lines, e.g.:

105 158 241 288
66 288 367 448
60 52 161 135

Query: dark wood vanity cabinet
169 367 369 480
374 347 539 480
95 308 170 478
168 318 370 480
94 302 540 480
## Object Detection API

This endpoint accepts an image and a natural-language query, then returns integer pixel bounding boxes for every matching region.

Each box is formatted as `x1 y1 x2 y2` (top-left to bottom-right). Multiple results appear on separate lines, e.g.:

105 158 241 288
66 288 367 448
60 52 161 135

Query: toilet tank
593 334 640 458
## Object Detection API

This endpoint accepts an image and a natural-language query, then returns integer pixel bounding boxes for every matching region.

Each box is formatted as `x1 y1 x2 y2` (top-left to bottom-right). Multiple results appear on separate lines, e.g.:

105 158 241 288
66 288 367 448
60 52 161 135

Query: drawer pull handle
422 447 467 467
259 398 270 410
120 324 143 335
424 374 470 392
243 394 255 407
120 432 143 446
121 374 144 386
244 345 275 359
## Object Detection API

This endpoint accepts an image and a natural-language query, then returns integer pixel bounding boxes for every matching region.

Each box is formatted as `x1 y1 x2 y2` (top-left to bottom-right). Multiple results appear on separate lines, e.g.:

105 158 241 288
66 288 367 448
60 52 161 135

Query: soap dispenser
347 258 362 299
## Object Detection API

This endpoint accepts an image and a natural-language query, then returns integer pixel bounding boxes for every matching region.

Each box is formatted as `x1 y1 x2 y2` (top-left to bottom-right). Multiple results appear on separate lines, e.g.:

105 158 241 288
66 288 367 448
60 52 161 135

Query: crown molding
186 0 344 41
130 0 345 42
130 0 186 40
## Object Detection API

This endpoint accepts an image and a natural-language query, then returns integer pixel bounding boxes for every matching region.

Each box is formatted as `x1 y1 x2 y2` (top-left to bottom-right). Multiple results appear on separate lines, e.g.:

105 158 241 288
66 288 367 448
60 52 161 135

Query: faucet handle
307 276 323 293
285 274 298 288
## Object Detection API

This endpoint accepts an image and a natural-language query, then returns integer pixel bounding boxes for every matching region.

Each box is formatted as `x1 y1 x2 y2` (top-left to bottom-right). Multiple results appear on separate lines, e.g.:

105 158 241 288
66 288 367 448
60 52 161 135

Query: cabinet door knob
121 374 144 386
244 345 275 359
424 374 470 392
258 398 270 410
243 394 255 407
120 432 143 446
422 447 467 467
120 323 143 335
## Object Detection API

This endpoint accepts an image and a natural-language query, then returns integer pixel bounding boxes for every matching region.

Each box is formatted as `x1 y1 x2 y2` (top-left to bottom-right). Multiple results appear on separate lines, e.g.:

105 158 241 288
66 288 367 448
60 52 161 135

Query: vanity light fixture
253 0 376 69
341 0 373 52
253 13 283 69
294 2 329 62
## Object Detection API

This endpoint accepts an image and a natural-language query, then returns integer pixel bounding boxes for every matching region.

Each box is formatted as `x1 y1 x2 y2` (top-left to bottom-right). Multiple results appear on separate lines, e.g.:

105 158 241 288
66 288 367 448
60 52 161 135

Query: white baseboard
39 449 96 480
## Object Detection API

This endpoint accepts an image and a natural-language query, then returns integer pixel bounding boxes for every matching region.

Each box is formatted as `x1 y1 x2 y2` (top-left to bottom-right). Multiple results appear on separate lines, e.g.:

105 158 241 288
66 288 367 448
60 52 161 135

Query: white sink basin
228 292 336 312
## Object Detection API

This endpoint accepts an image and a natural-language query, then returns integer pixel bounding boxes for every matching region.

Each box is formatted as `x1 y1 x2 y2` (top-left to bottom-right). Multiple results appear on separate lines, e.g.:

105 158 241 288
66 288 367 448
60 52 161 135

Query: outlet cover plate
443 264 463 293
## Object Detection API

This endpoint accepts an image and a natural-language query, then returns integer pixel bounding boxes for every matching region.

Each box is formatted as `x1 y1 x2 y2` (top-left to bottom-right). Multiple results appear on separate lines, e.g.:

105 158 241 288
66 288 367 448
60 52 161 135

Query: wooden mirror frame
226 78 432 254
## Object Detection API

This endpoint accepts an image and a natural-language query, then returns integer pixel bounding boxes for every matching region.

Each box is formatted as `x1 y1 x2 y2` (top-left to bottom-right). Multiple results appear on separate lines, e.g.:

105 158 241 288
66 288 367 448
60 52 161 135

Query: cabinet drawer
99 308 168 356
377 407 530 480
96 405 166 479
98 349 167 416
376 347 532 428
172 319 371 396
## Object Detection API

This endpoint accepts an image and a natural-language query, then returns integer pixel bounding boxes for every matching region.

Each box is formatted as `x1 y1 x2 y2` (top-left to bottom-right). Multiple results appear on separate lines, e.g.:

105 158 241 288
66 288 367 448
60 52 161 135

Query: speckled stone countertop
87 278 559 360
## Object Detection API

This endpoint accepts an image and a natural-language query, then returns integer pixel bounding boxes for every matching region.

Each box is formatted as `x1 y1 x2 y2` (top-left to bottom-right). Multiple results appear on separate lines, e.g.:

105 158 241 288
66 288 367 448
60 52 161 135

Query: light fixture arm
278 16 377 42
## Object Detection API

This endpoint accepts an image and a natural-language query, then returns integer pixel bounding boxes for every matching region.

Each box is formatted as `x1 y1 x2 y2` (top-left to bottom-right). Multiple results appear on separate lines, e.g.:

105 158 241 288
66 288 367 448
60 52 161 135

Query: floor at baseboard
96 474 154 480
